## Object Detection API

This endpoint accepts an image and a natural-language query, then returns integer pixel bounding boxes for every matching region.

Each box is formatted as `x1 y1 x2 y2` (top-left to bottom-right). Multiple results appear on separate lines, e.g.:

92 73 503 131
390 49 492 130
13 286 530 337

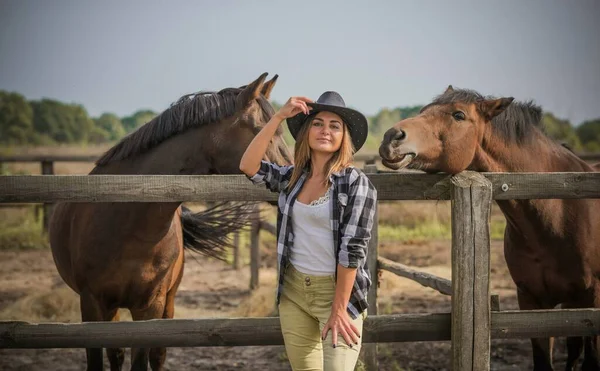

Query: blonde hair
287 115 355 190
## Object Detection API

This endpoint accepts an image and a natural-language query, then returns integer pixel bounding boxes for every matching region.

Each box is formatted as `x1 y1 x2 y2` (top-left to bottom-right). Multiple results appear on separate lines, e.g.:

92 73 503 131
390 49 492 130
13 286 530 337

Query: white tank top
290 189 336 276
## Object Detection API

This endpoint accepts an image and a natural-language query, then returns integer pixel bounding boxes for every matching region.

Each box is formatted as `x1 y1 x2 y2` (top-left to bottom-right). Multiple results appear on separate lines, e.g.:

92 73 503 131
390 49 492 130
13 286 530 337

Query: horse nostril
393 129 406 142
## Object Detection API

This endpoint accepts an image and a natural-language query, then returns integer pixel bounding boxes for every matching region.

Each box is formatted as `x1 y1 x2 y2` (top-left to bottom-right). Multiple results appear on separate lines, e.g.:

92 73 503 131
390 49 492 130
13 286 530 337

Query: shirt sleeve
247 160 295 193
338 170 378 268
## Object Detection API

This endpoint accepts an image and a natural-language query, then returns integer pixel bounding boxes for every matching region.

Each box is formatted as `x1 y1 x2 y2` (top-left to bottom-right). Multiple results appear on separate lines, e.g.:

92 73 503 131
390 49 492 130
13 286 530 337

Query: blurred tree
369 105 421 134
541 113 582 151
0 91 34 144
31 99 94 143
370 108 401 134
576 119 600 152
94 113 125 141
121 110 156 133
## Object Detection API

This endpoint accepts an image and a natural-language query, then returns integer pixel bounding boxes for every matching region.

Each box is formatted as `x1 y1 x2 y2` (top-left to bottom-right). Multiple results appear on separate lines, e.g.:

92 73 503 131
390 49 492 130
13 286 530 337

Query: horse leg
105 309 125 371
149 267 184 371
517 288 555 371
565 337 584 371
582 336 600 371
80 291 107 371
130 298 167 371
581 281 600 371
562 301 584 370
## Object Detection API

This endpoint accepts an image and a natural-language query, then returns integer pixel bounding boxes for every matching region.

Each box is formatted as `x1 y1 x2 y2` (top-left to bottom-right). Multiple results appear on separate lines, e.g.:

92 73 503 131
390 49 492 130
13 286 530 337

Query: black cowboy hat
287 91 369 152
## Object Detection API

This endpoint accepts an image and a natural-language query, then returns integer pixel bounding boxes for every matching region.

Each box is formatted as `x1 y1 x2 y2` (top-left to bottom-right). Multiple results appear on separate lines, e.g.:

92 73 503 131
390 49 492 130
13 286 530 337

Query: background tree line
2 90 600 152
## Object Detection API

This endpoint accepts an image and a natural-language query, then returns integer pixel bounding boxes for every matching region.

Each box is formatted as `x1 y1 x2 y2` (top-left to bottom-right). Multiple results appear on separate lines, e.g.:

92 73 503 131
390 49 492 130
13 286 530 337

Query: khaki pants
278 264 366 371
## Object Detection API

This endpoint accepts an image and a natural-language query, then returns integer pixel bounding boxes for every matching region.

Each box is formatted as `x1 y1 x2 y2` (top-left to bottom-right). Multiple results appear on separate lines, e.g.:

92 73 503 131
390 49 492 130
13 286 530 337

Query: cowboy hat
287 91 368 152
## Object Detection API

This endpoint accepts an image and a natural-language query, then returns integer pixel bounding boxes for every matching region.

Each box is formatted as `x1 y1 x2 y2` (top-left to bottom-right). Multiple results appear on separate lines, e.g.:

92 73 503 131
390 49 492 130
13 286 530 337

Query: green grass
379 219 506 242
0 208 49 250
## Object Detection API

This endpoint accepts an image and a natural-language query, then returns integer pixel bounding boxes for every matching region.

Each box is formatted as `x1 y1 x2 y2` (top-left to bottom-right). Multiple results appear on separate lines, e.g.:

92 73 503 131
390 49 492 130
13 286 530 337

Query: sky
1 0 599 125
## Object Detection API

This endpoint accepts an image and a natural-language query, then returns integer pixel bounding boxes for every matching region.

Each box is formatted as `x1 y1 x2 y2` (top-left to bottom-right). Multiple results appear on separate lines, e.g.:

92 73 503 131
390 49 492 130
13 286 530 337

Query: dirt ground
0 237 577 371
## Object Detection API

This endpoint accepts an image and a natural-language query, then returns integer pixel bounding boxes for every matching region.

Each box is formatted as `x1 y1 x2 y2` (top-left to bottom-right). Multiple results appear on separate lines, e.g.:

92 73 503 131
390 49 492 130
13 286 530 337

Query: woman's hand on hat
275 96 314 119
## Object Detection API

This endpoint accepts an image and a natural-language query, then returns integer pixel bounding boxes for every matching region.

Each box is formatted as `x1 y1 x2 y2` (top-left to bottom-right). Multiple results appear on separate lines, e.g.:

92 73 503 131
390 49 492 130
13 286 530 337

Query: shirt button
305 277 310 282
306 281 311 286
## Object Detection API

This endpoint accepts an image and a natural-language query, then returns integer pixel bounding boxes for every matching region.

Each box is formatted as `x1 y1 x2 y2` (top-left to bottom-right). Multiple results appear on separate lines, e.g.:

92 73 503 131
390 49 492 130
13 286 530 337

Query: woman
240 91 377 371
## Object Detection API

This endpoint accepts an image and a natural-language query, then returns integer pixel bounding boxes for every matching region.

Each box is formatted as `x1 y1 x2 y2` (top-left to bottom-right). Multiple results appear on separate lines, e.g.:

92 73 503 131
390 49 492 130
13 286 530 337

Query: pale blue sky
1 0 599 125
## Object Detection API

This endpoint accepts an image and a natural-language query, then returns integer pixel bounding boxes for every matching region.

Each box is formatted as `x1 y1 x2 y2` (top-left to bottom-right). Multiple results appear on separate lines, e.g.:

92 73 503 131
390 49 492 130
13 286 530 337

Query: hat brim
286 103 368 152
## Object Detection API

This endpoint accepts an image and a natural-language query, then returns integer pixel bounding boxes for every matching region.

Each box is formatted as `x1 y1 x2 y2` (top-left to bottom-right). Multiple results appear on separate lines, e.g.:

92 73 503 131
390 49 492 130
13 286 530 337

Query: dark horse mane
424 88 544 144
96 88 275 166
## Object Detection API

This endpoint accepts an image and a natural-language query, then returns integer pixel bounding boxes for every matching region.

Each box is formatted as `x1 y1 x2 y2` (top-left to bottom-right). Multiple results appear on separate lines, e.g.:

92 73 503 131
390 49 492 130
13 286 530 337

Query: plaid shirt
249 161 377 319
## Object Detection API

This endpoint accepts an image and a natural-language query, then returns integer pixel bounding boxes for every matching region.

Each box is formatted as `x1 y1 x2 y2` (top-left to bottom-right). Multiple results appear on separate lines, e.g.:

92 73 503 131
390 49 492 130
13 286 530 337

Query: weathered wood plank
450 172 476 371
0 175 278 203
492 308 600 339
249 207 260 290
378 256 452 295
484 172 600 200
1 309 597 349
490 295 500 312
0 155 100 163
470 173 493 371
363 164 379 371
1 173 600 203
40 160 54 233
0 314 449 349
233 232 241 270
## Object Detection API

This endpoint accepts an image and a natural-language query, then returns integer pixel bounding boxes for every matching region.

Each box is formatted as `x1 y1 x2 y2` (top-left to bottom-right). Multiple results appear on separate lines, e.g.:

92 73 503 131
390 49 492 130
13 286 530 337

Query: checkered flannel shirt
249 161 377 319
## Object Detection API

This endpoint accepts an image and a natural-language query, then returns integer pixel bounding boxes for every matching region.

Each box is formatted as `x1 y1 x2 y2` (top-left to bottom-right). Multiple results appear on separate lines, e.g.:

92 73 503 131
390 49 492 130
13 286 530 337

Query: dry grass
0 208 48 250
233 269 278 317
379 201 451 227
0 286 82 323
0 284 221 323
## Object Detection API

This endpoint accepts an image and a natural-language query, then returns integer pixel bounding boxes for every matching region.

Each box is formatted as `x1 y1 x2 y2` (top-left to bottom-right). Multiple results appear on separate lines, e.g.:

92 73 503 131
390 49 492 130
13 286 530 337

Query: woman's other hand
321 309 360 348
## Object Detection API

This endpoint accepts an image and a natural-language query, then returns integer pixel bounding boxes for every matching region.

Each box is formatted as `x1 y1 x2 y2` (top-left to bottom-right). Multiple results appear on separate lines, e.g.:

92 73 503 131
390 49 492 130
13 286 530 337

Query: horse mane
96 88 275 166
424 88 544 144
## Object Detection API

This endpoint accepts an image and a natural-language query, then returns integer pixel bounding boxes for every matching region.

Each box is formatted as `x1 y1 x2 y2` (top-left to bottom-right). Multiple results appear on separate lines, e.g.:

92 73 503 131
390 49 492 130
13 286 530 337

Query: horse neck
471 126 594 234
471 126 592 173
90 126 222 241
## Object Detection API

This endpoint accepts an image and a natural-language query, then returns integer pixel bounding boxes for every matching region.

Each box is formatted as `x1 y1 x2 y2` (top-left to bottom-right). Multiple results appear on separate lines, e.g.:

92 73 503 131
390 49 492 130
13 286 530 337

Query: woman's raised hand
275 96 314 119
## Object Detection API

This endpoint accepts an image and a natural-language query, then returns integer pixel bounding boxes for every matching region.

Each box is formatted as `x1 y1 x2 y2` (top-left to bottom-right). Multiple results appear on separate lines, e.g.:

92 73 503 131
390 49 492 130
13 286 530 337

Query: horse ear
477 97 514 121
444 85 454 94
261 74 278 99
237 72 268 109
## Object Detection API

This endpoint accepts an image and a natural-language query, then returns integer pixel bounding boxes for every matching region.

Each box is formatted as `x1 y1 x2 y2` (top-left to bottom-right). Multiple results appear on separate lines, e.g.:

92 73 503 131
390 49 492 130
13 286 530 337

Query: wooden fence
1 152 599 233
1 171 600 370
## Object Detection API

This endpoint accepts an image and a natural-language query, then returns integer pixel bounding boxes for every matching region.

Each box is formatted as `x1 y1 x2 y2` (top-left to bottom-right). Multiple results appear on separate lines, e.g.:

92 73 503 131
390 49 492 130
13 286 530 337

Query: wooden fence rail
1 309 598 349
377 256 452 295
1 173 600 203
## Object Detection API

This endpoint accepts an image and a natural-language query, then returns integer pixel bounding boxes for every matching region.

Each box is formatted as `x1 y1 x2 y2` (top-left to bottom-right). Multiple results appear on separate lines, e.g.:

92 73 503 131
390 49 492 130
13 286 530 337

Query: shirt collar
301 166 348 183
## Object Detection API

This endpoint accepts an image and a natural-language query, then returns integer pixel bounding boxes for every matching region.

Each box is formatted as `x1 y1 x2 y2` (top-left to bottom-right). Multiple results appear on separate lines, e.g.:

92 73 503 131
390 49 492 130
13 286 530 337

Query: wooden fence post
41 160 54 233
249 206 261 290
233 231 241 270
363 164 379 371
450 171 492 371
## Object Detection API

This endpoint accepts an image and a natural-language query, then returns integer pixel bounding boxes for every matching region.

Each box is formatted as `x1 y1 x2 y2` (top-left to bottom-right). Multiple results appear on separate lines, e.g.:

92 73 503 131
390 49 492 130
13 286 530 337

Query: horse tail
180 203 255 260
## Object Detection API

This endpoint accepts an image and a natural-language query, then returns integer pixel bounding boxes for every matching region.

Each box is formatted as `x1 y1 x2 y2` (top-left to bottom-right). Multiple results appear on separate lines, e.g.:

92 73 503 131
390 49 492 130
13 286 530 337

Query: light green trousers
278 264 366 371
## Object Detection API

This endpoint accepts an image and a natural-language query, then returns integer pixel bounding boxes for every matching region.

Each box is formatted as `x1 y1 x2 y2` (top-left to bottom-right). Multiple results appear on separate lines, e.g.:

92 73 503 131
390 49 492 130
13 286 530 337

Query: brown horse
49 73 292 371
379 86 600 371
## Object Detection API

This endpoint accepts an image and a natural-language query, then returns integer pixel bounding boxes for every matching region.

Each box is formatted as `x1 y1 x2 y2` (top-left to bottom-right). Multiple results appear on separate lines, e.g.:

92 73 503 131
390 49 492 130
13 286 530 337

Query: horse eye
452 111 466 121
